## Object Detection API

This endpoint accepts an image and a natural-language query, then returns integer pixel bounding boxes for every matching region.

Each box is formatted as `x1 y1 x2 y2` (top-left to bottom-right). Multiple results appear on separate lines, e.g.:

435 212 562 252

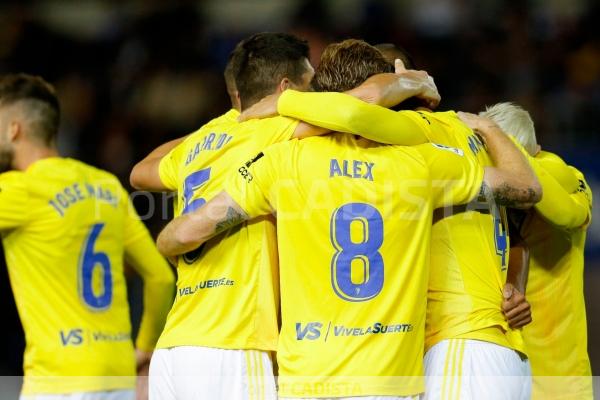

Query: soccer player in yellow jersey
130 34 443 400
0 74 174 400
155 40 541 399
471 103 594 400
240 46 537 399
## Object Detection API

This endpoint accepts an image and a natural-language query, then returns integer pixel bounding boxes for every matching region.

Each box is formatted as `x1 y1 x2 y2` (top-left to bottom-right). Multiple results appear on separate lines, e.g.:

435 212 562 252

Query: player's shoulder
0 170 28 192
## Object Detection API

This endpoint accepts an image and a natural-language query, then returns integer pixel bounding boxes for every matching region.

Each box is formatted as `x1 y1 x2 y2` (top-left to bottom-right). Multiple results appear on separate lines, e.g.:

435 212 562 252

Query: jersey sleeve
415 143 485 209
0 172 30 229
223 142 291 218
158 145 182 191
506 137 590 229
121 188 175 351
277 90 430 145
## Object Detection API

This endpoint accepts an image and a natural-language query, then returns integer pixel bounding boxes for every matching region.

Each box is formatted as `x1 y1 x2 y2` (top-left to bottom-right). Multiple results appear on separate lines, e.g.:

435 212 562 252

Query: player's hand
457 112 498 134
239 93 280 122
501 283 532 329
394 59 440 109
135 349 152 400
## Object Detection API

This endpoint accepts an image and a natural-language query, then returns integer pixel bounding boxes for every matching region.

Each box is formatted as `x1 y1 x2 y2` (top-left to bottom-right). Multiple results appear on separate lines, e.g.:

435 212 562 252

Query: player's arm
130 136 185 191
121 190 175 364
157 191 250 256
458 112 542 208
523 155 590 229
502 210 532 329
240 71 440 144
158 145 284 257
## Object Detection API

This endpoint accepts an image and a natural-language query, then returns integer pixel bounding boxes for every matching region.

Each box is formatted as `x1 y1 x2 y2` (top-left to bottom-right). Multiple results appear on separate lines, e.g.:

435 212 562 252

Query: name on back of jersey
49 182 119 217
330 159 375 181
185 132 233 166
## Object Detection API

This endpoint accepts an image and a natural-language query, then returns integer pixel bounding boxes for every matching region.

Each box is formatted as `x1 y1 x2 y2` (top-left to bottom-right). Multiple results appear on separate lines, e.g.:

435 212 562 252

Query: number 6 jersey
0 157 173 395
224 134 484 398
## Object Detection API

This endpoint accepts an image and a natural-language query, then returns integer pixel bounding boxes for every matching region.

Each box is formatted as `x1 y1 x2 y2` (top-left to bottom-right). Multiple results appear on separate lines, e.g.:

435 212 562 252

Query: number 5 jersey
224 134 484 398
156 109 299 351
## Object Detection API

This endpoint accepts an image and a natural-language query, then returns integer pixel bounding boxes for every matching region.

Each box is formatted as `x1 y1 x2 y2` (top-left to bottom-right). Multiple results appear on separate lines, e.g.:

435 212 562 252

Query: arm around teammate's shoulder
458 112 542 209
130 136 185 191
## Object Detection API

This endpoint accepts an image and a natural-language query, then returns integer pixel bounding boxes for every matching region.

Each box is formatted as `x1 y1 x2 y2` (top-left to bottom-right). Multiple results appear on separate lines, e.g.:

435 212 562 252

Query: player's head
224 43 243 111
479 102 538 156
0 74 60 172
233 32 313 111
312 39 393 92
374 43 416 70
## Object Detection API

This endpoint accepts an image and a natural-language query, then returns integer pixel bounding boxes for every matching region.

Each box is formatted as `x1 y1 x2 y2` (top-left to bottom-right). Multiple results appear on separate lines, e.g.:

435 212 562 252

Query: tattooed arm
156 191 249 257
459 112 542 208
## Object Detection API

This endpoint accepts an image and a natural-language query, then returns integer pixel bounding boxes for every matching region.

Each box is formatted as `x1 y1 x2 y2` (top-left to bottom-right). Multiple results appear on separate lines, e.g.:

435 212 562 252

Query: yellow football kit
156 109 299 351
224 134 484 397
517 159 593 400
277 90 525 354
0 157 173 395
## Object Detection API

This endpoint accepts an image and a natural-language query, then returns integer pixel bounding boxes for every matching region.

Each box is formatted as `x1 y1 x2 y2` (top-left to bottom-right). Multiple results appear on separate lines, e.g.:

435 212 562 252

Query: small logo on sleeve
431 143 464 156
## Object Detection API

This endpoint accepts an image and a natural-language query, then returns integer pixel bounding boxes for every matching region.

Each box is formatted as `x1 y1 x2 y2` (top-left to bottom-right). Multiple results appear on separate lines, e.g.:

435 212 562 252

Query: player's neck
13 144 60 171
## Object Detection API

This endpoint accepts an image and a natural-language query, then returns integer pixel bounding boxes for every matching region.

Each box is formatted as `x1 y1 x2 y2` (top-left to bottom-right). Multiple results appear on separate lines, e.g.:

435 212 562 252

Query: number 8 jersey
224 134 484 398
0 158 154 394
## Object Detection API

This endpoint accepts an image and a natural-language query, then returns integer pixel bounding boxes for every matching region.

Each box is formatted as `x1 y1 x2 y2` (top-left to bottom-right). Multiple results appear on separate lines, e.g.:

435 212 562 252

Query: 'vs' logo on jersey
60 329 84 346
295 322 322 340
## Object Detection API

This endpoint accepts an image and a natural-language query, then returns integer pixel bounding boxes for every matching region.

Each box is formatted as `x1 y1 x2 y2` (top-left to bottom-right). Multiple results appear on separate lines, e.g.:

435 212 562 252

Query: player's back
1 157 136 394
420 111 523 353
156 110 298 351
240 133 483 397
521 165 593 399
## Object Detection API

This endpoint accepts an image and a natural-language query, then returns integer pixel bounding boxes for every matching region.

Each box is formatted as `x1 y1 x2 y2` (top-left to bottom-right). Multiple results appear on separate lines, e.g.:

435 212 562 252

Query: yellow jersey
0 157 171 395
224 134 484 397
156 109 298 351
519 160 593 400
276 90 525 354
422 111 524 353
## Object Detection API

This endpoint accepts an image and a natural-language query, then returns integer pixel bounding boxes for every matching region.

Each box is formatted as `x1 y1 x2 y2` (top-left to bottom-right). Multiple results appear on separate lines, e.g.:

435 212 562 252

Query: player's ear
278 77 291 93
7 120 21 143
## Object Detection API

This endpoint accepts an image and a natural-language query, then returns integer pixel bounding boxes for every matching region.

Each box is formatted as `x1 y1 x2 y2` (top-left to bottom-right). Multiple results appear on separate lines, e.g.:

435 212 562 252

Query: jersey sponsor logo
177 277 234 297
295 321 412 341
60 328 130 346
60 329 84 346
431 143 464 156
333 322 413 336
329 159 375 181
296 322 323 340
185 132 233 166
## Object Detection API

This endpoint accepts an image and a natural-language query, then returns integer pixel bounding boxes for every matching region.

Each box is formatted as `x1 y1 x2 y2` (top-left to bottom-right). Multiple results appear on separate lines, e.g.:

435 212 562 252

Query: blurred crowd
0 0 599 375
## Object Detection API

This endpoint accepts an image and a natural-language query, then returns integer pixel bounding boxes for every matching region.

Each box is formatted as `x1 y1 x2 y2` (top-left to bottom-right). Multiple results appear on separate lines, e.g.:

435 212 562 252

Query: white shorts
424 339 531 400
20 390 134 400
149 346 276 400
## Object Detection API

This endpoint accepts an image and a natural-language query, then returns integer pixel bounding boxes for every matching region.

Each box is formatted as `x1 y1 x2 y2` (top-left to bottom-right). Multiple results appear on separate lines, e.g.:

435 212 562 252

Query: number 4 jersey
224 134 484 397
0 157 153 394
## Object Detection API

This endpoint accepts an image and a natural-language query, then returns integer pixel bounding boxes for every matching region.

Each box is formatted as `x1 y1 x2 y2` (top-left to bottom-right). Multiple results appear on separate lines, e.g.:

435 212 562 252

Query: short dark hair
313 39 393 92
0 74 60 145
234 32 310 110
374 43 416 70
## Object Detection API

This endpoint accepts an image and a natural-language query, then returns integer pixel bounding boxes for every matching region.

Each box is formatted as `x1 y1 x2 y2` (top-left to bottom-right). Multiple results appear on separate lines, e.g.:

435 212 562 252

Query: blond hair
480 102 537 156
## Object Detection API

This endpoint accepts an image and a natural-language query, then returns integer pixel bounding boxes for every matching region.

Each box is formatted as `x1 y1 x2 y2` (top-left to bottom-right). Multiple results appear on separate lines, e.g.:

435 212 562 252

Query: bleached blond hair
479 102 537 156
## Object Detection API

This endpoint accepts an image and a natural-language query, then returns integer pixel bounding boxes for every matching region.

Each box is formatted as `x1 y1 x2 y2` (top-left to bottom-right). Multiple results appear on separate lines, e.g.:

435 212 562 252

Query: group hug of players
0 31 592 400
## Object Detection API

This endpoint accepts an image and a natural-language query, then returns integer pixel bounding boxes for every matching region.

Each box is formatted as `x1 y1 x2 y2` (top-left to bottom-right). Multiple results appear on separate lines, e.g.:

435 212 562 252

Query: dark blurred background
0 0 598 383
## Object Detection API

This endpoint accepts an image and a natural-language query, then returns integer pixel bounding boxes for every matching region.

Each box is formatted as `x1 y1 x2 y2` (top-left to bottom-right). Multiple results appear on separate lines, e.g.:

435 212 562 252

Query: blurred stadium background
0 0 598 386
